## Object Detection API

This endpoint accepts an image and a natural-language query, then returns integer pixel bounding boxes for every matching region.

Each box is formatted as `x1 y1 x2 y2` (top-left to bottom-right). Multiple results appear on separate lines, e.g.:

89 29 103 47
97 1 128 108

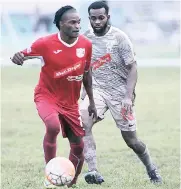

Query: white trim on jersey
57 33 79 47
40 56 45 67
25 56 45 67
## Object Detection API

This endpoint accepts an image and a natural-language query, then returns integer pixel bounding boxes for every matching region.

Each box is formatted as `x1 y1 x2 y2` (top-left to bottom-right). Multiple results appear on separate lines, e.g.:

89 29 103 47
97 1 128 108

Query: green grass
1 66 180 189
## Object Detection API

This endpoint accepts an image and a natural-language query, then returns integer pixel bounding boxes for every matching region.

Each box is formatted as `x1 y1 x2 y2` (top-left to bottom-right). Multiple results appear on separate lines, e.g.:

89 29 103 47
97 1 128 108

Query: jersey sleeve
118 33 136 65
21 38 44 57
84 41 92 72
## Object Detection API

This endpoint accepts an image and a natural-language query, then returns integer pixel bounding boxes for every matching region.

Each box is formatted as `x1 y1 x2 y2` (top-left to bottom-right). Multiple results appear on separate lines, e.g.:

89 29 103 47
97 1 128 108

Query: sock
137 147 156 172
83 134 97 172
69 140 84 185
43 135 57 164
43 114 60 164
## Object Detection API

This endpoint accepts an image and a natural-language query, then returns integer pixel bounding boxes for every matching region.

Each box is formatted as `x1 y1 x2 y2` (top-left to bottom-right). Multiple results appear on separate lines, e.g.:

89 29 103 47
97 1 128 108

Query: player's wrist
89 98 95 105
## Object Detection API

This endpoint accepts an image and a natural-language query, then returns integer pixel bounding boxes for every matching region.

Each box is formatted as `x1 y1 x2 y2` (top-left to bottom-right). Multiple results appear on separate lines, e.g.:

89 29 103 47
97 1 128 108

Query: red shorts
34 98 85 138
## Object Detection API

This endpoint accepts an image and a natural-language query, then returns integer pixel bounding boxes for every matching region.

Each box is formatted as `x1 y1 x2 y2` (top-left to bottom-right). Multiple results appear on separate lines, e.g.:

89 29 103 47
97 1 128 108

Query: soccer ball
45 157 75 186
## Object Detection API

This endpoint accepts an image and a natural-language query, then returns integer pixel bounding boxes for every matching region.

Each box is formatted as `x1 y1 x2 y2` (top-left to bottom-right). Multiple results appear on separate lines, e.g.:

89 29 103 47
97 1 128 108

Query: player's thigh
35 100 61 133
79 90 108 130
35 100 58 121
107 100 137 132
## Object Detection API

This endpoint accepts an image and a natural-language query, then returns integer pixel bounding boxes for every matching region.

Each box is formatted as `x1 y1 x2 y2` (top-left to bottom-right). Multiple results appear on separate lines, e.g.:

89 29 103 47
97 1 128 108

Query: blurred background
1 0 180 66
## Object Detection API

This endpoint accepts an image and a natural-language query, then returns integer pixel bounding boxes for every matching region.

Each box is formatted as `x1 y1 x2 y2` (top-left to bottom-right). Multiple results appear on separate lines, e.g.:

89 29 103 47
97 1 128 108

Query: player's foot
148 168 162 184
44 178 57 188
66 177 79 188
84 170 104 184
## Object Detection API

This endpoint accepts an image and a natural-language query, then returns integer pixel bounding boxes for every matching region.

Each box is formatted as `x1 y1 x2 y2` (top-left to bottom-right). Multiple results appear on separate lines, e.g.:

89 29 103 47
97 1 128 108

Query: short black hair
88 1 109 15
53 5 76 29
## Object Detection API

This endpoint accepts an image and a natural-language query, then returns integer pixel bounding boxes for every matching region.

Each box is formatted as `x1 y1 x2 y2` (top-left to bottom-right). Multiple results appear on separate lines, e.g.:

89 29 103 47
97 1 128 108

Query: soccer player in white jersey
80 1 162 185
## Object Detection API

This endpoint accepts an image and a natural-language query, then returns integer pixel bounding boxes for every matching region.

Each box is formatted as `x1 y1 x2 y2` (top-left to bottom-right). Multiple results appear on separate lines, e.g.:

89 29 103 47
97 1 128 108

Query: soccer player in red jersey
10 5 97 188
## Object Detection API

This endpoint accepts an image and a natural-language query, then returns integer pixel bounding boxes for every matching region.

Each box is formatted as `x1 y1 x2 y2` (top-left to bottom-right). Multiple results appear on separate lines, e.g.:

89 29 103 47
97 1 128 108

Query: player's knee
44 114 61 136
80 116 93 135
70 139 84 155
126 138 140 151
75 140 84 155
84 124 92 136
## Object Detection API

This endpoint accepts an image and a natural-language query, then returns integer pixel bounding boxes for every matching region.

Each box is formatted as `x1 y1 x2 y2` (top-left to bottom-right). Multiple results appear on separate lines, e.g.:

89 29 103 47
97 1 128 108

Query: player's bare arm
121 62 137 113
11 52 38 65
83 70 97 119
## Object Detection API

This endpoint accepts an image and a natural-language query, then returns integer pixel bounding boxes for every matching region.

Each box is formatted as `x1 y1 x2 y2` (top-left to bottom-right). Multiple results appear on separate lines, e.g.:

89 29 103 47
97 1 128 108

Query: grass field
1 66 180 189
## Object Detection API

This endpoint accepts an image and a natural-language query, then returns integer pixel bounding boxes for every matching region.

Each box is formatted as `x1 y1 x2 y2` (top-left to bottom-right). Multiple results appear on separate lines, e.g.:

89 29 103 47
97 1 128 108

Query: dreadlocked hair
53 5 76 29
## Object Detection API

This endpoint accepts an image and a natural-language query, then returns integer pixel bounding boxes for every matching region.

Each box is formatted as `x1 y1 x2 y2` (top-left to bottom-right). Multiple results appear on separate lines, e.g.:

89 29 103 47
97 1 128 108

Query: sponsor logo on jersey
54 61 81 78
92 53 111 70
76 48 85 58
67 74 83 81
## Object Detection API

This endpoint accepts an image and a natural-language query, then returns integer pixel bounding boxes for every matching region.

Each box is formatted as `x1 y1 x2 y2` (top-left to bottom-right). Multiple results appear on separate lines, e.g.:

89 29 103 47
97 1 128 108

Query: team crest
76 48 85 58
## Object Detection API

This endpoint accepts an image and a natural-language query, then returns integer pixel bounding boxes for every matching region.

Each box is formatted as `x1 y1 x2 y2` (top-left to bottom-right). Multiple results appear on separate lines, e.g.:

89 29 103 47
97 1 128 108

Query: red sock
43 114 61 164
69 140 84 185
43 135 57 164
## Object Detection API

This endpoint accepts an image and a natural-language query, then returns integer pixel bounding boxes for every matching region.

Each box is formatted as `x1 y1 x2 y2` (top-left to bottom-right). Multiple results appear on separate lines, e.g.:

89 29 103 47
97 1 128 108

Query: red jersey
22 33 92 107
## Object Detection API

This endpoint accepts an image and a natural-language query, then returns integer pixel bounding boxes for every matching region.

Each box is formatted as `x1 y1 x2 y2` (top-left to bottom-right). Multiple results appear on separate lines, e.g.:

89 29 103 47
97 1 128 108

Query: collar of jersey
57 33 79 47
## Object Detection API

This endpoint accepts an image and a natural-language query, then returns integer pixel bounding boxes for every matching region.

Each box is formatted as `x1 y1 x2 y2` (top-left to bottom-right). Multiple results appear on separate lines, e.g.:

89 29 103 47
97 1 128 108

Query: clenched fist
10 52 25 65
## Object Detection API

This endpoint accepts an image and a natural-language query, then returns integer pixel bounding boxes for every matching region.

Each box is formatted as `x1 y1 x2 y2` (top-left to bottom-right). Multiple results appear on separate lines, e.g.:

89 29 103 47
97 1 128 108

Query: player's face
89 8 110 34
60 11 81 38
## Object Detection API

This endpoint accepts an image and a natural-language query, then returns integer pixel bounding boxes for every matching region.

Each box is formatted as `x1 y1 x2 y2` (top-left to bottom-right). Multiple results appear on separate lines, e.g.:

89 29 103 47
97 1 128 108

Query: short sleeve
21 38 44 57
118 33 136 65
84 41 92 72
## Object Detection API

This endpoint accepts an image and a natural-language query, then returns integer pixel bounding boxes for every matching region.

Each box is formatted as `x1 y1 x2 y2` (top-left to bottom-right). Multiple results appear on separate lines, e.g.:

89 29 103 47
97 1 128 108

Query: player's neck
94 25 111 37
59 32 78 45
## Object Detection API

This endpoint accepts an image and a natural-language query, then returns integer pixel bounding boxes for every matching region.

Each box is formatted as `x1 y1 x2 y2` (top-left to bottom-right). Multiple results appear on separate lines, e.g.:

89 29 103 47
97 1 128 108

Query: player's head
53 5 81 38
88 1 110 34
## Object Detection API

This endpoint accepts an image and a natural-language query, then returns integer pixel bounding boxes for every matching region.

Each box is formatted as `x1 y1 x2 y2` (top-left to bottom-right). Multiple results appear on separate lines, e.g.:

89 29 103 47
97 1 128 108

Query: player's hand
88 102 97 120
10 52 25 66
121 97 133 121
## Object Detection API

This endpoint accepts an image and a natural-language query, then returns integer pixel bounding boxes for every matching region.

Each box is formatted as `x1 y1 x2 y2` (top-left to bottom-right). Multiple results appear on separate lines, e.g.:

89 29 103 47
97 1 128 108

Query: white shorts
80 89 137 132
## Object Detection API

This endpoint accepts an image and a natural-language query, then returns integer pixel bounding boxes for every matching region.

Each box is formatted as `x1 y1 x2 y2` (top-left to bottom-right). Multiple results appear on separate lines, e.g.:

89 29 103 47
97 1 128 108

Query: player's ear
107 14 110 20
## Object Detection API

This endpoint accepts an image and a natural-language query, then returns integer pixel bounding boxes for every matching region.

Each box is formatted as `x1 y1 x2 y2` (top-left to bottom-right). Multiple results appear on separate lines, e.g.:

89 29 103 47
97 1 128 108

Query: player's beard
92 20 109 35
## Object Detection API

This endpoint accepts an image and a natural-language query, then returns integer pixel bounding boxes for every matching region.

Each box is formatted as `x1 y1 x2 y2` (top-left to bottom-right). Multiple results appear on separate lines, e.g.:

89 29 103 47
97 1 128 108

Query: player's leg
35 100 61 188
121 130 162 183
59 115 84 188
108 100 162 183
67 128 84 188
36 100 61 163
80 90 107 184
43 113 61 163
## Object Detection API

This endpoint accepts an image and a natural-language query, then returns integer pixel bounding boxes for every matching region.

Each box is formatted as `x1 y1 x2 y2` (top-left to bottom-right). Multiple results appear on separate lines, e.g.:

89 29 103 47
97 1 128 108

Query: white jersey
84 26 136 101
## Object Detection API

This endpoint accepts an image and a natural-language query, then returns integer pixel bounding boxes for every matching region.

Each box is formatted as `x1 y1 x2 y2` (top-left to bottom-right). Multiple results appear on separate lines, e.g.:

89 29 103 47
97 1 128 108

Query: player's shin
128 139 155 172
83 134 97 171
68 140 84 185
43 135 57 164
136 145 156 172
